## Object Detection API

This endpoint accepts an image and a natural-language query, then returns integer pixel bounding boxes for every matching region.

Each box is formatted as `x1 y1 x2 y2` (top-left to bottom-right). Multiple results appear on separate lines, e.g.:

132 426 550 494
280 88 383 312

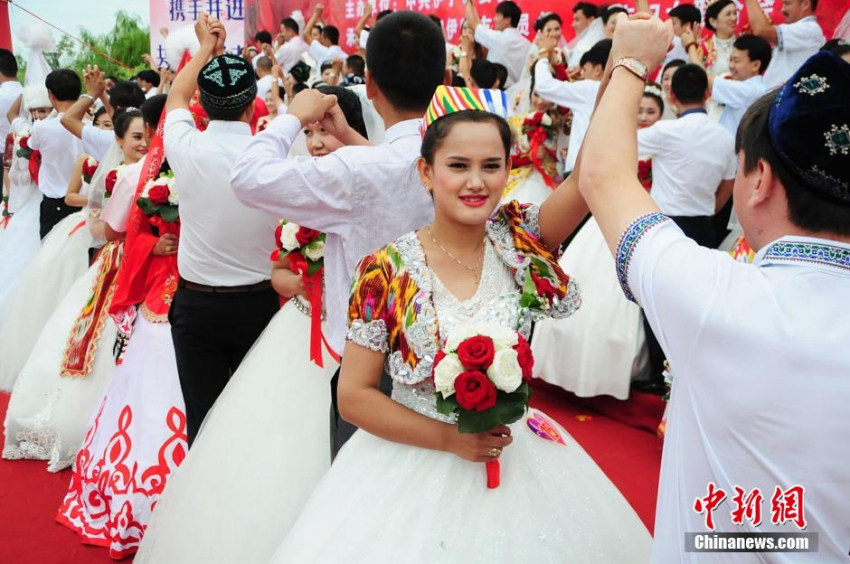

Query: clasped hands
287 89 361 145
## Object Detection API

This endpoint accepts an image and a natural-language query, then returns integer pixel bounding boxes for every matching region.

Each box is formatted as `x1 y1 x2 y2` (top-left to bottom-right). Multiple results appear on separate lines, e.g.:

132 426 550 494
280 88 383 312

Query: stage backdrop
243 0 844 54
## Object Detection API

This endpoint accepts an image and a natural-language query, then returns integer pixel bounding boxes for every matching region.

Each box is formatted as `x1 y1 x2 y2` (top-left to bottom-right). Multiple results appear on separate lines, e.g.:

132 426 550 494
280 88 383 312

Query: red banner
245 0 843 53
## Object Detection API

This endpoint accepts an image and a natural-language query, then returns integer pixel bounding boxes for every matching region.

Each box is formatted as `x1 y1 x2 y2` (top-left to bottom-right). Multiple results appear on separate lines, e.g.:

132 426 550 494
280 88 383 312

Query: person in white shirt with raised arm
567 2 608 69
746 0 824 88
580 14 850 562
232 11 448 457
275 17 309 74
465 0 530 88
304 4 347 65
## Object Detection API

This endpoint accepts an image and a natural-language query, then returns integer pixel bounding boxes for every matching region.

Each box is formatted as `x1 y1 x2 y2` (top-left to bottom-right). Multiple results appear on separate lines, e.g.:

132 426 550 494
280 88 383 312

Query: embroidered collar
755 236 850 272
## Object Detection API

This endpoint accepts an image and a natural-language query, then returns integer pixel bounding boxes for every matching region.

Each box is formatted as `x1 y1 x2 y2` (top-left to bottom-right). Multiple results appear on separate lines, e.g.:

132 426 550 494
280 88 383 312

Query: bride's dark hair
421 111 512 165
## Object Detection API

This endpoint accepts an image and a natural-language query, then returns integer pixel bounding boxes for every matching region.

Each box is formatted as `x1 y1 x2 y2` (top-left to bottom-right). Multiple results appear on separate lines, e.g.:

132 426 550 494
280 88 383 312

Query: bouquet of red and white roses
15 131 33 160
137 170 178 223
82 156 99 185
433 322 534 488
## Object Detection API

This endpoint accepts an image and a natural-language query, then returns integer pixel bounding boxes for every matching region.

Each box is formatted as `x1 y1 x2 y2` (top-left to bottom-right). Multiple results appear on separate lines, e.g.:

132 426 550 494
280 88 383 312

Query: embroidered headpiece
197 54 257 113
768 51 850 203
421 86 509 135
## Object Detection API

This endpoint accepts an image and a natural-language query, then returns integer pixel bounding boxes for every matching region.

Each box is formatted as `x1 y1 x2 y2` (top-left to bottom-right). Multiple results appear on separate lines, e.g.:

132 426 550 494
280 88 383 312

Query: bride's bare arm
337 342 512 462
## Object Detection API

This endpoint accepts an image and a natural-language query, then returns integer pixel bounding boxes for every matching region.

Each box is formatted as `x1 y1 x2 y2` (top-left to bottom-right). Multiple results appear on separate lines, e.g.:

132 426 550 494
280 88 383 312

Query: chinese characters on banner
149 0 247 69
694 482 808 531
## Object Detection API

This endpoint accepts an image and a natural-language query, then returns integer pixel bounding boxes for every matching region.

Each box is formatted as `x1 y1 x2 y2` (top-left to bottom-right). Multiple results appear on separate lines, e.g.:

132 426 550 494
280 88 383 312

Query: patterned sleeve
346 251 390 353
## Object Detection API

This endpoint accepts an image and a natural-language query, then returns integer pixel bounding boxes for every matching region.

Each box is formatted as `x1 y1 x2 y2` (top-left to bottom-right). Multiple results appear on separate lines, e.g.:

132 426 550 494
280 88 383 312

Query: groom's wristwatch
612 57 649 82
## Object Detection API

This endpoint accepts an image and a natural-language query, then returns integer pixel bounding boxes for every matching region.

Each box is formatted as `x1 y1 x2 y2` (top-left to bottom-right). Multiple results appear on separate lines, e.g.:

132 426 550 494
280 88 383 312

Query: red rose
513 335 534 382
104 169 118 196
19 136 29 150
274 222 283 249
295 226 321 246
148 183 170 205
454 371 498 412
432 349 446 377
456 335 496 371
82 159 99 179
531 272 560 299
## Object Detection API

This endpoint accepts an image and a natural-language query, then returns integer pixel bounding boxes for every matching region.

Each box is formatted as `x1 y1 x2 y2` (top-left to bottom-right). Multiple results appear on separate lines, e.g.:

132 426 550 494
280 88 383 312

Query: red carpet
0 386 662 562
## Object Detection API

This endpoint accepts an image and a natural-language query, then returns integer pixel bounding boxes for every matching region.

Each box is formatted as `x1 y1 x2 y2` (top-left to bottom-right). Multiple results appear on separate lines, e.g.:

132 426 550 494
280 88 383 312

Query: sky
8 0 151 53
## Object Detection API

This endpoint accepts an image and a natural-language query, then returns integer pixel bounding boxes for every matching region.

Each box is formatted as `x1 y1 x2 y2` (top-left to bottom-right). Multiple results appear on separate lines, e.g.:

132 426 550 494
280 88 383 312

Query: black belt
178 277 272 294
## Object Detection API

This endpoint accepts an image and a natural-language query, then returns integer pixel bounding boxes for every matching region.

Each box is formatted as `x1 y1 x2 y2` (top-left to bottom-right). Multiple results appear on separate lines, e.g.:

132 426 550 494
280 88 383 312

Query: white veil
86 140 123 246
346 84 385 145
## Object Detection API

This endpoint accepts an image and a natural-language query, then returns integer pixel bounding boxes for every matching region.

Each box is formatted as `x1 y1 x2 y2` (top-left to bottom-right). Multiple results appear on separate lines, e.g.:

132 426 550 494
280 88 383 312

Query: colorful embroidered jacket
347 201 581 386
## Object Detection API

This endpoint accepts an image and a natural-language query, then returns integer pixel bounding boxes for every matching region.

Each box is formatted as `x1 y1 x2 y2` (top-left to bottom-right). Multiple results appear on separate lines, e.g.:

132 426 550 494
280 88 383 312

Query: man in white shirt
746 0 824 88
136 69 161 99
28 69 84 238
304 5 347 65
661 3 701 67
165 17 280 446
275 17 309 74
465 0 531 88
581 17 850 561
533 39 611 173
567 2 607 69
232 11 444 455
254 56 276 100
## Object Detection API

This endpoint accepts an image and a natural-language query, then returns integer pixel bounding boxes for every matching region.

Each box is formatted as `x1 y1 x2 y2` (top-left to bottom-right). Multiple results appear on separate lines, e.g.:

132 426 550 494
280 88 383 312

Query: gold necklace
426 226 486 282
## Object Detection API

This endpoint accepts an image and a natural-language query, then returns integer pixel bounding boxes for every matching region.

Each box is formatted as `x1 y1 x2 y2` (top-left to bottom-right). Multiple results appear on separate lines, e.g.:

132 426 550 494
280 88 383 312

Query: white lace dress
269 235 651 563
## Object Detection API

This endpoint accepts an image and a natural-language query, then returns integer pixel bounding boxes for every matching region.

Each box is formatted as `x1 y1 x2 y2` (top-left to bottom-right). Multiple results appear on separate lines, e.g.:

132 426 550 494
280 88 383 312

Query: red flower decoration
531 272 559 299
456 335 495 371
513 335 534 382
104 169 119 196
295 226 321 246
147 183 170 205
19 136 29 150
454 371 498 412
82 159 99 179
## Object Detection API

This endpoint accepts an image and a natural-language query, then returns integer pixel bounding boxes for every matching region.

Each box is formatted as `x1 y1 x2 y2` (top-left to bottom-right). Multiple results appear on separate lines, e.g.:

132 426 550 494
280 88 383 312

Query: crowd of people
0 0 848 561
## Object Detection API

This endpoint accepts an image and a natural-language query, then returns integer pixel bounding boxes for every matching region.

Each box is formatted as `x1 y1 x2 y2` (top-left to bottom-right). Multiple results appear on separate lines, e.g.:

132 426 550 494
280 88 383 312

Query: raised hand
287 89 339 127
194 14 218 52
611 14 673 72
84 65 106 97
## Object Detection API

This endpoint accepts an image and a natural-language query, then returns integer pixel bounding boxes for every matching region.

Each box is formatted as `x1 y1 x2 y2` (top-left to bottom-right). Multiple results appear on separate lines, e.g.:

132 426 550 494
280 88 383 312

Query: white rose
445 323 517 351
278 222 300 251
86 156 97 168
141 178 156 198
540 113 552 127
434 353 464 398
304 238 325 261
486 348 523 393
166 179 179 205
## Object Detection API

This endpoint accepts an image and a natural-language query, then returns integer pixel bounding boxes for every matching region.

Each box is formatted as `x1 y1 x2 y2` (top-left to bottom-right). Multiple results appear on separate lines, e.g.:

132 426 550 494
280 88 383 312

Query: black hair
602 5 629 25
642 82 664 113
108 81 146 110
704 0 735 32
293 82 309 96
281 17 299 33
662 58 687 77
421 111 512 164
205 98 254 122
376 10 393 20
256 55 273 72
320 61 335 73
733 34 772 75
671 63 708 104
821 39 850 59
112 108 143 138
470 59 498 88
495 1 522 28
811 0 818 10
573 2 599 19
0 48 17 78
137 69 161 87
428 14 442 28
451 71 467 87
346 54 365 76
736 92 850 235
92 106 110 126
580 38 612 68
254 30 273 44
45 69 81 102
323 25 340 45
493 63 508 91
105 75 119 83
535 12 562 32
669 4 701 27
290 61 312 83
140 93 167 129
366 11 446 112
317 85 368 139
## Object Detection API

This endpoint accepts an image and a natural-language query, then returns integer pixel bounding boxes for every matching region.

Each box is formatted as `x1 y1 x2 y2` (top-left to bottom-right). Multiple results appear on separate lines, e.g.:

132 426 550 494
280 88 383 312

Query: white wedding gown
532 218 648 399
269 239 651 562
135 299 337 563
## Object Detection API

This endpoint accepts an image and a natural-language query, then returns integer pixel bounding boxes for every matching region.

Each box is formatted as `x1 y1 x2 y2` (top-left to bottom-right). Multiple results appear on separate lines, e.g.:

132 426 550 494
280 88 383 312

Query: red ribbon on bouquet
486 460 501 489
289 254 339 368
527 127 556 190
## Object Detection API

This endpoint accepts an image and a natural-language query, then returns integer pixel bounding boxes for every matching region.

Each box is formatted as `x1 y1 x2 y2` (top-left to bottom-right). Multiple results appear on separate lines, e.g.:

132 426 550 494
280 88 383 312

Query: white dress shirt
567 18 607 68
230 116 434 353
617 217 850 563
308 41 347 65
275 36 309 73
28 113 84 199
637 111 736 217
81 124 114 161
101 159 143 233
763 16 824 89
712 75 767 136
256 74 276 100
474 25 532 88
0 80 23 144
533 59 599 172
164 109 279 287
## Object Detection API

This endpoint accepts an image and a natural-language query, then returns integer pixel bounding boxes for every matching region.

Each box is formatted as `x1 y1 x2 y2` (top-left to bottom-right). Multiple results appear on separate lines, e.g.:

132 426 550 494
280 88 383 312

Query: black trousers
642 215 717 383
169 283 279 447
39 196 77 239
330 363 393 459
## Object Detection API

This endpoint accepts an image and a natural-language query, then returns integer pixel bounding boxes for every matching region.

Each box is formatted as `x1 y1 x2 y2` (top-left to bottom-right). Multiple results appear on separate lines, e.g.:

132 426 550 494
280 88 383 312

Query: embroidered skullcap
197 54 257 112
768 51 850 204
22 84 50 110
422 85 509 135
